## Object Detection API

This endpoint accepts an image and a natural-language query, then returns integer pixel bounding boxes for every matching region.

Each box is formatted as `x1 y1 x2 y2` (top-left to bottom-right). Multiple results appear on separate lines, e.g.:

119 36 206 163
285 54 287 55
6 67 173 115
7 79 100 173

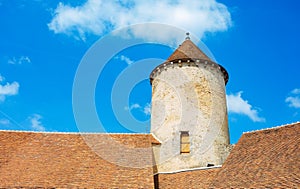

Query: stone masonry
150 38 231 173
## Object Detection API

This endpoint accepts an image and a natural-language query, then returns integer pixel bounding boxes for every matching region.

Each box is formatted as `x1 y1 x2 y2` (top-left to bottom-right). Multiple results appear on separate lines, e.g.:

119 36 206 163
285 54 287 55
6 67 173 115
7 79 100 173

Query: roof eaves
0 130 151 135
155 165 222 175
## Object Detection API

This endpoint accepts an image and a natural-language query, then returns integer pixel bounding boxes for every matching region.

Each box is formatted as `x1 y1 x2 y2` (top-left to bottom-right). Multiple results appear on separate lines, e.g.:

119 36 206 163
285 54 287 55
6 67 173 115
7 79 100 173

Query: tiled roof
156 167 221 189
0 131 158 188
1 123 299 188
166 39 211 62
210 122 300 188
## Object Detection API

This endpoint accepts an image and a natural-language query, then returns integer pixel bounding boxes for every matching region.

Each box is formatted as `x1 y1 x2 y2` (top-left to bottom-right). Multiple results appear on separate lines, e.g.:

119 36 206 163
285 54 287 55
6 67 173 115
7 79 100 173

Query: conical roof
167 38 212 62
150 35 229 85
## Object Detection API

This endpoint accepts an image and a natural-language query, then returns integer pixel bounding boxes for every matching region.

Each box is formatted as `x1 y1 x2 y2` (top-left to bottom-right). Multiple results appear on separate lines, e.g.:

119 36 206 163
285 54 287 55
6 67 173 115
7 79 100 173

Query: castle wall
151 62 230 173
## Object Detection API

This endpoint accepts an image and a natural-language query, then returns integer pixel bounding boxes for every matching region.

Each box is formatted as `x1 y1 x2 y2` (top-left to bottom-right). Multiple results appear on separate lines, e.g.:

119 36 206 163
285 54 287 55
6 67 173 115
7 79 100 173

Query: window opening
180 131 190 154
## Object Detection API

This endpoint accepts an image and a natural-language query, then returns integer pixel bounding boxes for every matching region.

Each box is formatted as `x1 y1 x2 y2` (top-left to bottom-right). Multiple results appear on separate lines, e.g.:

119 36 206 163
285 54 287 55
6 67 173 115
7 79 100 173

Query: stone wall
151 62 230 173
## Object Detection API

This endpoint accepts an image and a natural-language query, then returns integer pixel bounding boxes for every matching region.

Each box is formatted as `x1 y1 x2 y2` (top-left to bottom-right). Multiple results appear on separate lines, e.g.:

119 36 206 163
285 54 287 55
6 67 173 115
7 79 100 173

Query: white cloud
115 55 134 65
125 103 141 111
226 91 265 122
0 119 10 126
0 75 4 82
0 77 20 102
29 114 46 131
48 0 232 42
286 97 300 108
286 88 300 108
291 88 300 95
125 103 151 116
143 103 151 116
8 56 31 65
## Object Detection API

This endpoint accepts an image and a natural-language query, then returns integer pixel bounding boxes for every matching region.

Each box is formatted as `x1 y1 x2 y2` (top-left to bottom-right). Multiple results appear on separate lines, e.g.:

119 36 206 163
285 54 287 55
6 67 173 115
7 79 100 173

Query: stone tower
150 35 230 173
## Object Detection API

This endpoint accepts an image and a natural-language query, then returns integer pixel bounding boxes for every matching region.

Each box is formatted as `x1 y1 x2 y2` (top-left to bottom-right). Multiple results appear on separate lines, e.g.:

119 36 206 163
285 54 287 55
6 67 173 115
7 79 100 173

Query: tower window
180 131 190 154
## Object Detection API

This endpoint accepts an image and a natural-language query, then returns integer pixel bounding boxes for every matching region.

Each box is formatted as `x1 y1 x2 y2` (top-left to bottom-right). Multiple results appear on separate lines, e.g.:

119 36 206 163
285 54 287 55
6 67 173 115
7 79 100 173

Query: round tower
150 35 230 173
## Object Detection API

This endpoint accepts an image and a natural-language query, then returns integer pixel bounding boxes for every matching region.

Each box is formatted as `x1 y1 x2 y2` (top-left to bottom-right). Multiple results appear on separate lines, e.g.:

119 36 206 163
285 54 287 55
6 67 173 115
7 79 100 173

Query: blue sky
0 0 299 143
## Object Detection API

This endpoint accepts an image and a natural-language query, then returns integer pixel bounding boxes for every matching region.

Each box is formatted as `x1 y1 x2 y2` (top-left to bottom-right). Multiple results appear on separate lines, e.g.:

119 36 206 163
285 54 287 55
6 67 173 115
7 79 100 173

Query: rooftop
150 36 229 84
166 36 212 62
0 132 159 188
210 122 300 188
0 122 299 188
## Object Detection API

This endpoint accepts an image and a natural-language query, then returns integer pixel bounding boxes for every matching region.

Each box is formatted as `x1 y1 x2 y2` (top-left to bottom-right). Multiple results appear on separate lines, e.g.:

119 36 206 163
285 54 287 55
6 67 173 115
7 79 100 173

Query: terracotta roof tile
150 38 229 85
157 167 220 189
1 123 298 188
210 123 300 188
167 39 211 62
0 131 157 188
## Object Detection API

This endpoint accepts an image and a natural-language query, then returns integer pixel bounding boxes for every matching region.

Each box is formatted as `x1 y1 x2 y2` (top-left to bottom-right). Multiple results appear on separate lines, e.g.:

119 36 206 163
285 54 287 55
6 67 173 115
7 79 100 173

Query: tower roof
150 34 229 85
167 37 212 62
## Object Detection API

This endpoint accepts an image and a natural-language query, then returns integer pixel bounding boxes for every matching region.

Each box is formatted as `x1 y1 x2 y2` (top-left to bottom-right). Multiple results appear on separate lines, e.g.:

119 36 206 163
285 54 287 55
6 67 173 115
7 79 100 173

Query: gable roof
0 131 158 188
210 122 300 188
1 123 299 188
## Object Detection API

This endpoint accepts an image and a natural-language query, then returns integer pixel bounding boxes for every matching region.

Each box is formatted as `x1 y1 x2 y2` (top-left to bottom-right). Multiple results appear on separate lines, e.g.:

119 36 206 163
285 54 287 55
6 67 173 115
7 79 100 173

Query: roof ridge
242 121 300 134
0 130 150 135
